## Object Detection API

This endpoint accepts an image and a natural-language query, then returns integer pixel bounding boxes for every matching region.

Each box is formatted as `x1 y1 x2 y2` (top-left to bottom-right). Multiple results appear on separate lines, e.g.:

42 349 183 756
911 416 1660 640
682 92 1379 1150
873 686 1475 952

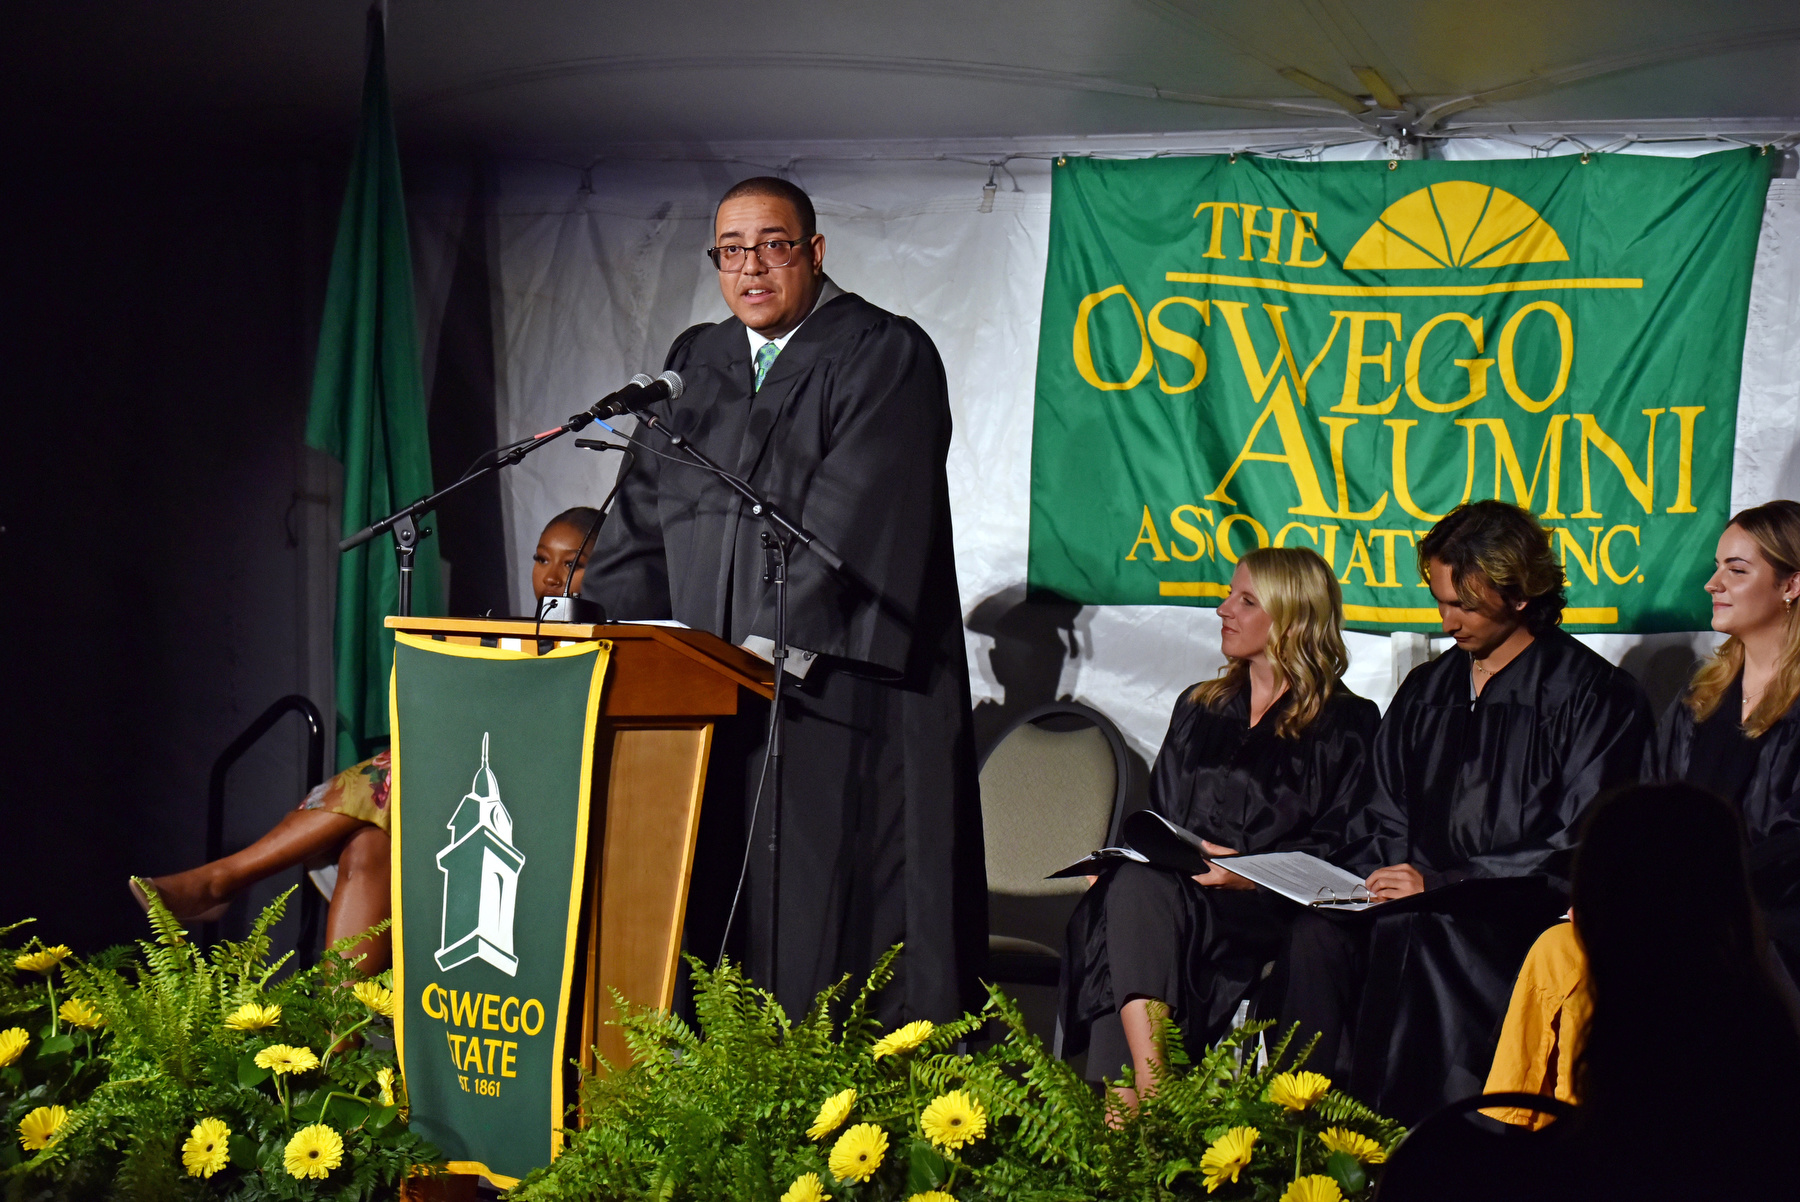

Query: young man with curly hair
1276 500 1655 1124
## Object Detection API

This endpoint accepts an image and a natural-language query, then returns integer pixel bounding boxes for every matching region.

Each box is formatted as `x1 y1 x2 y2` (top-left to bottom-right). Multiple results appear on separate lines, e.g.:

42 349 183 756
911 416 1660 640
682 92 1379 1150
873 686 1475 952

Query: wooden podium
385 617 773 1072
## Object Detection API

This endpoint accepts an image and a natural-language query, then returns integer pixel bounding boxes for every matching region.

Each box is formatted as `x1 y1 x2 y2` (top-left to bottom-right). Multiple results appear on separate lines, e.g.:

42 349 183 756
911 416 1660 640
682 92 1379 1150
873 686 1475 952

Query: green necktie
753 340 781 391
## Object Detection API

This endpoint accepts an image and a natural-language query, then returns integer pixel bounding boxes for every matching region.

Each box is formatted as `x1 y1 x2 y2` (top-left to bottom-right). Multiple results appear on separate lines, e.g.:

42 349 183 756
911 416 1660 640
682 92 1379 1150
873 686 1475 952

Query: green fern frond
130 877 191 949
1260 1020 1320 1078
839 943 901 1047
210 884 293 985
1315 1089 1407 1142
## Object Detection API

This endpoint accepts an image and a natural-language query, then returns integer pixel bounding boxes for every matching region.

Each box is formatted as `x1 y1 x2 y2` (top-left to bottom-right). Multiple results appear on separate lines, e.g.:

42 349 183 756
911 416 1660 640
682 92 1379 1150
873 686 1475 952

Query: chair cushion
979 722 1116 896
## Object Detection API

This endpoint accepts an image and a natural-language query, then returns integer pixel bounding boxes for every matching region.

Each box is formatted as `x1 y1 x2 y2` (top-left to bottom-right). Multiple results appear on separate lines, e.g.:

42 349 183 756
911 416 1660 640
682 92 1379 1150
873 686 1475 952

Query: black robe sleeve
582 300 954 681
574 336 698 622
1307 675 1419 877
1144 688 1381 852
1659 687 1800 973
741 316 951 678
1447 653 1653 887
1314 629 1653 889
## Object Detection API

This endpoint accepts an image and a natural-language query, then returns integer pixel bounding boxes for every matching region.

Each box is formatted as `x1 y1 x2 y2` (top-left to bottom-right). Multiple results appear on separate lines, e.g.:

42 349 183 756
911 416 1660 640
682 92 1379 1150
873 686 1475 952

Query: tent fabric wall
450 145 1800 764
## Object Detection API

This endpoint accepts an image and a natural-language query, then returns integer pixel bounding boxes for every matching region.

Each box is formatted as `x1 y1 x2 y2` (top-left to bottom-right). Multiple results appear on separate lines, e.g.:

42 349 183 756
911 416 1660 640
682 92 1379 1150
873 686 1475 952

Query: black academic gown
1281 626 1654 1124
1657 678 1800 980
580 291 986 1023
1062 684 1378 1069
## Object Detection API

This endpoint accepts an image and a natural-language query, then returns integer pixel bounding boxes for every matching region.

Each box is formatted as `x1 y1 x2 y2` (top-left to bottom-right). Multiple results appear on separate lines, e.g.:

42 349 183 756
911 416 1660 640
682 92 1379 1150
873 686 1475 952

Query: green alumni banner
390 634 609 1187
1029 150 1774 630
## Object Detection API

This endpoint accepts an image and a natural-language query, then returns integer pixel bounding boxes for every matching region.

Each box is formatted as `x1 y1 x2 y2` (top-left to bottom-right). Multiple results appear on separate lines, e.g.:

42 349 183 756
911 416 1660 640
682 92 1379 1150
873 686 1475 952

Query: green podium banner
1029 149 1774 631
390 633 609 1186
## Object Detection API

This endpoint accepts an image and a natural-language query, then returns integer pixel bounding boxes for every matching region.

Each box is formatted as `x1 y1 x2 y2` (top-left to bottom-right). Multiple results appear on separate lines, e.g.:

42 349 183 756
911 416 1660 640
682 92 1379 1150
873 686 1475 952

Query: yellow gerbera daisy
15 947 71 974
828 1122 888 1184
780 1171 831 1202
59 999 105 1030
182 1117 231 1178
224 1002 281 1031
807 1088 856 1139
283 1123 343 1180
254 1044 320 1075
1267 1070 1332 1111
376 1067 397 1108
1199 1125 1258 1192
351 981 395 1017
18 1105 69 1152
871 1019 934 1059
906 1193 958 1202
1317 1126 1387 1164
1280 1174 1344 1202
0 1027 28 1067
919 1090 987 1151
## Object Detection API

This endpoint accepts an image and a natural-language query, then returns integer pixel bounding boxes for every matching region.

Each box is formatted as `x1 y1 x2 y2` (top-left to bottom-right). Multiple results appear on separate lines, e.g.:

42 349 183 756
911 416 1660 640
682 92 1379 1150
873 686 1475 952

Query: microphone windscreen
657 370 684 400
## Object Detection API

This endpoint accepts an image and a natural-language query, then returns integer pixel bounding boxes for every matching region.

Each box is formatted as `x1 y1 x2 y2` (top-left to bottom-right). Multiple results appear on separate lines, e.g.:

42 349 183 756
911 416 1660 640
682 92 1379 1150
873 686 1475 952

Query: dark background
2 143 339 952
0 136 509 956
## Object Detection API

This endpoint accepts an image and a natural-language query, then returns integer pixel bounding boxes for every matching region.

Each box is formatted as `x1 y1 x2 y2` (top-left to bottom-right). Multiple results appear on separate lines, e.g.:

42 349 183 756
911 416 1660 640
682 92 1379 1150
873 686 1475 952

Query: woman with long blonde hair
1486 499 1800 1122
1665 501 1800 970
1060 547 1379 1110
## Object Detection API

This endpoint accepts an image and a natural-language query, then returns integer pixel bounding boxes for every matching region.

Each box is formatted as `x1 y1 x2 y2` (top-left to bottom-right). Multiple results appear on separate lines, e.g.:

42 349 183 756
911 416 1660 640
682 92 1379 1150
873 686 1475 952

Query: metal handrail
202 696 327 959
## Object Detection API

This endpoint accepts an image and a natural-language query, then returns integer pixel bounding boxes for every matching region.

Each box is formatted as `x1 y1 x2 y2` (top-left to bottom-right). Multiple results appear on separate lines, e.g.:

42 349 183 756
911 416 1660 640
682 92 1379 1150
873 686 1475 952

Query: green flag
306 8 442 767
1029 150 1774 632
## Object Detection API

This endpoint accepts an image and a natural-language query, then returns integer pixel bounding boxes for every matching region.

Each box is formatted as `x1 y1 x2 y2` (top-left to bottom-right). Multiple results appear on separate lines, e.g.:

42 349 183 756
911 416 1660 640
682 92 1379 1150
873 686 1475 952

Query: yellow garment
1482 921 1589 1128
295 751 391 833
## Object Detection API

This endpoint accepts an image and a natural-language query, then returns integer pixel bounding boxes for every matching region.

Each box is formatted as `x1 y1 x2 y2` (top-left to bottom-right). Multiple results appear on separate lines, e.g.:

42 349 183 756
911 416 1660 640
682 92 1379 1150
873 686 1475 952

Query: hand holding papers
1204 852 1375 911
1050 811 1375 910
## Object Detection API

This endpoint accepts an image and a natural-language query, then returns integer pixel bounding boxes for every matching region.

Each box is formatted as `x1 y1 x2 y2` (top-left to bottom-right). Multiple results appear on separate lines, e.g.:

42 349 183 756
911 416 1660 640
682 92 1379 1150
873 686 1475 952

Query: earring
1787 596 1795 613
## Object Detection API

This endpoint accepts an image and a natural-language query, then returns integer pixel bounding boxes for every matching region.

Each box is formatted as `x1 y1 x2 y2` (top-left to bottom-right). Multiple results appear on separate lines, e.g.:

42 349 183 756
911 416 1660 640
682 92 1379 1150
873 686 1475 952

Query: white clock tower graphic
435 733 526 976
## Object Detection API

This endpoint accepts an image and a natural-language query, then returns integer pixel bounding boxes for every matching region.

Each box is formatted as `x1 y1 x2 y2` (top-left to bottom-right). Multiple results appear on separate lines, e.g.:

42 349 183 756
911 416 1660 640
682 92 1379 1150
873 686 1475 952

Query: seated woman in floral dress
132 507 604 974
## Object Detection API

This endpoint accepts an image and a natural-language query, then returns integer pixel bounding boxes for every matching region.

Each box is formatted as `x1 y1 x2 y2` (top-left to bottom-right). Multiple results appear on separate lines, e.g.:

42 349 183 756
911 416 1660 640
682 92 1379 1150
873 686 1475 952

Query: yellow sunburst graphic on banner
1343 181 1569 270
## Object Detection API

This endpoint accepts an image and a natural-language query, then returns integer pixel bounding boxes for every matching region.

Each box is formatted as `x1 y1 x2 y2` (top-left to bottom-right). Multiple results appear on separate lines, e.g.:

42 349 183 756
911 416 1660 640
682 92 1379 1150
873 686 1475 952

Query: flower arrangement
0 886 439 1199
511 948 1402 1201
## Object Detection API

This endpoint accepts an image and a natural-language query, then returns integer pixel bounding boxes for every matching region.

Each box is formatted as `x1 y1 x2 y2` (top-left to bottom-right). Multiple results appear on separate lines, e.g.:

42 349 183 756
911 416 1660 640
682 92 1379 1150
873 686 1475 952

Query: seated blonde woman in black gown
1060 546 1378 1108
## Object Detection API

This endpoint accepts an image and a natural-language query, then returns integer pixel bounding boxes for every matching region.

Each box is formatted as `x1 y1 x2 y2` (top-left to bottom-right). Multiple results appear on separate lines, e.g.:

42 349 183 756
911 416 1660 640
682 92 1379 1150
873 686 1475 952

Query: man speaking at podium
581 177 986 1024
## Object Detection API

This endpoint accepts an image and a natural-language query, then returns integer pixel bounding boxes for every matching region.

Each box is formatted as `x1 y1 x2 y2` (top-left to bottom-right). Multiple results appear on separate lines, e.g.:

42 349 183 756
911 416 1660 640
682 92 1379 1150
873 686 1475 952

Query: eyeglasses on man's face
707 238 811 272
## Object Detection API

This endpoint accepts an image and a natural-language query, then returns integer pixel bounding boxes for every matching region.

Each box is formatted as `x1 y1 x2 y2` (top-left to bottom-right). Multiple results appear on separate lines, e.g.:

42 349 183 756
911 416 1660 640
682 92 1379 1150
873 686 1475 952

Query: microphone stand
532 443 635 626
760 529 789 999
603 396 848 999
602 401 847 575
339 404 615 615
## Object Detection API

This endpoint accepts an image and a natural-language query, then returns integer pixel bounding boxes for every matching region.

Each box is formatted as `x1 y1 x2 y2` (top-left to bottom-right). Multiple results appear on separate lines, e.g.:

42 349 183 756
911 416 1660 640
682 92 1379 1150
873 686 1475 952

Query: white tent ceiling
15 1 1800 154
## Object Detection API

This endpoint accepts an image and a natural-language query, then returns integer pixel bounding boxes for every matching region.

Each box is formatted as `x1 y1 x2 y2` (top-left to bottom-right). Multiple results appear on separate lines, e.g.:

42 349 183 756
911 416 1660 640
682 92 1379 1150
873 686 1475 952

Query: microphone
590 370 683 419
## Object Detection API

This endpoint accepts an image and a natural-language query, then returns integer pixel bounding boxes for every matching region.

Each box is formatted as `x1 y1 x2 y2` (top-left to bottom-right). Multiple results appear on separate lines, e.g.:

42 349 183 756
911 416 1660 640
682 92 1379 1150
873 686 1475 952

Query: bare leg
137 810 370 922
327 825 392 976
1108 997 1169 1120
